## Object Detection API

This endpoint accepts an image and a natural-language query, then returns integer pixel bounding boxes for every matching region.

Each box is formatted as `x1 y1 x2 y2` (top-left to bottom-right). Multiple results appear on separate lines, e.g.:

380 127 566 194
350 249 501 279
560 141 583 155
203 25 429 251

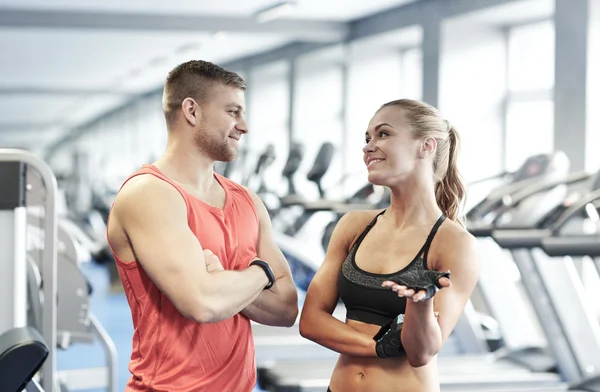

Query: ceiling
0 0 413 20
452 0 553 27
0 0 418 151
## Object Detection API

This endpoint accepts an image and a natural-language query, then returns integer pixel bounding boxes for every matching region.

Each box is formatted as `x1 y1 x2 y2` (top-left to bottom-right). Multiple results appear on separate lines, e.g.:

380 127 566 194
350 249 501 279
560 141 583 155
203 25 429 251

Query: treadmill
539 181 600 392
466 152 580 373
488 169 600 391
255 156 572 392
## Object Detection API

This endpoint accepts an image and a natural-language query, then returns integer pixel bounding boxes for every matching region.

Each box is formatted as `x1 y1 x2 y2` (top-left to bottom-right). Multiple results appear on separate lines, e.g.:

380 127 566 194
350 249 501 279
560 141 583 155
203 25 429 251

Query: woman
299 99 480 392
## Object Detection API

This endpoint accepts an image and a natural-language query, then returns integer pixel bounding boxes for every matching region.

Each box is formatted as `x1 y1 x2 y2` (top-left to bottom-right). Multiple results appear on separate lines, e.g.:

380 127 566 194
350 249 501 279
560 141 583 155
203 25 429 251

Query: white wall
440 19 507 182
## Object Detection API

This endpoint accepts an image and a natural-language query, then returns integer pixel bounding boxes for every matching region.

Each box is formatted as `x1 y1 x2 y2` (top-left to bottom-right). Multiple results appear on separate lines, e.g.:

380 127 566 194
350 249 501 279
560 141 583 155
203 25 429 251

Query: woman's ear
418 137 437 159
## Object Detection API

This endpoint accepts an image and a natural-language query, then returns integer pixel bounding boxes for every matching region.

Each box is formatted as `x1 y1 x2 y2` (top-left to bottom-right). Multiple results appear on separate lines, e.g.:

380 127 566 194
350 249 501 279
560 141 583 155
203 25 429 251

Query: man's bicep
118 179 208 319
434 233 481 341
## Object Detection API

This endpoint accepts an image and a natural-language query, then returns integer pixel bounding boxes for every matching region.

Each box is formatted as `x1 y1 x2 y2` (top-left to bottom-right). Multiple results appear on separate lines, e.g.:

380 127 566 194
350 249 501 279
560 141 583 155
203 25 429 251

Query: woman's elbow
299 313 318 341
407 353 433 368
298 316 311 339
405 343 440 367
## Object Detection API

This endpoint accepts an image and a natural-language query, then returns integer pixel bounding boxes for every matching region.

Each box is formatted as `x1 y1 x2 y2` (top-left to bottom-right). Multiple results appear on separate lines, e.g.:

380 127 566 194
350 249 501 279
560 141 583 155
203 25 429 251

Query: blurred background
2 0 600 391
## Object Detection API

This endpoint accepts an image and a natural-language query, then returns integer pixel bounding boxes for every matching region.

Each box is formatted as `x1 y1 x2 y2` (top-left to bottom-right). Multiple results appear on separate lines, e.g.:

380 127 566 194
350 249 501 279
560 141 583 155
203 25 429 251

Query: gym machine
0 149 58 391
0 149 117 392
0 326 49 392
466 151 577 372
477 162 600 390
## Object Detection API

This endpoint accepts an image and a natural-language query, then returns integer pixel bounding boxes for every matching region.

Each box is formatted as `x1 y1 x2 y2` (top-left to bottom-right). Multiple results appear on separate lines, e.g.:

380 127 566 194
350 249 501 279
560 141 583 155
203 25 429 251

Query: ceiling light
254 0 297 23
212 31 227 41
176 42 202 55
149 56 168 68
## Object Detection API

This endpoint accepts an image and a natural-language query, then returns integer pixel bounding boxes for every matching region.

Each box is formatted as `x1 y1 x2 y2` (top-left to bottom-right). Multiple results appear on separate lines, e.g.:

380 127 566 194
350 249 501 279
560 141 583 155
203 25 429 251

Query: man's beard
193 126 237 162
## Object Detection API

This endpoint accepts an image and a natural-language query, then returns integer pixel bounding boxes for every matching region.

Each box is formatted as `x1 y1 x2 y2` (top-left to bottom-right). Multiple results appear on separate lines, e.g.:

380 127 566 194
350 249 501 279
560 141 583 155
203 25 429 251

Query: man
107 60 299 391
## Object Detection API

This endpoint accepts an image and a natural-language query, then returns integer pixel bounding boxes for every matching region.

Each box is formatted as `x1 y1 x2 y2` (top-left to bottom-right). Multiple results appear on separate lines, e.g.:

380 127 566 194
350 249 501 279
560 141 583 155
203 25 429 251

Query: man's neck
154 145 216 195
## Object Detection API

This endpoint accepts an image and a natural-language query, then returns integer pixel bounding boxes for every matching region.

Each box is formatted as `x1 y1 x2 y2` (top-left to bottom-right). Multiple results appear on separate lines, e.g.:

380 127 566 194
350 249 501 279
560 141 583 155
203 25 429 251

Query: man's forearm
241 277 298 327
200 266 269 323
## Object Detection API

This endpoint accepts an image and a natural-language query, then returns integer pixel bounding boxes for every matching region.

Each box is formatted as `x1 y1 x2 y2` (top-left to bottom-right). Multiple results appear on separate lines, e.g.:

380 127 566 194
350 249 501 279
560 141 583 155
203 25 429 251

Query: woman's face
363 106 423 187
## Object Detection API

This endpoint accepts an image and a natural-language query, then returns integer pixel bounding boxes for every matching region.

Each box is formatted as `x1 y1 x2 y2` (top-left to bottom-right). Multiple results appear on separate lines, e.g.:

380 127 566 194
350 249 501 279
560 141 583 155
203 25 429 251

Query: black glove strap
374 314 406 359
249 259 275 290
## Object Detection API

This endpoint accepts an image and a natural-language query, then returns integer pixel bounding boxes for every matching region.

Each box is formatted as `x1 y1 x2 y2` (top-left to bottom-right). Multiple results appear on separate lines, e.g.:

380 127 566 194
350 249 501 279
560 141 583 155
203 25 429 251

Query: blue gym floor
58 261 266 392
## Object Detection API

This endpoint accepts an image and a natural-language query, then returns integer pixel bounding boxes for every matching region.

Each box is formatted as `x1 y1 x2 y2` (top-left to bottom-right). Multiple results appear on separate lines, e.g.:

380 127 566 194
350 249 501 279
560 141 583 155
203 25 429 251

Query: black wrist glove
373 314 405 358
388 270 450 301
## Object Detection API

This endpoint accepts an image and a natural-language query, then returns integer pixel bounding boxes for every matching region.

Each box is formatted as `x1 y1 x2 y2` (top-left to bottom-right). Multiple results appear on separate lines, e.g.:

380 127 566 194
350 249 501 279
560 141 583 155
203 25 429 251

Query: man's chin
218 151 237 163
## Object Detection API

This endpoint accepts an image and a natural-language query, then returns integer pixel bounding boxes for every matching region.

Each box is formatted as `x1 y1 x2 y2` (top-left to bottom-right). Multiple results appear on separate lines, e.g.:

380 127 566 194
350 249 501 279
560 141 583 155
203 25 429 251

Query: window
400 48 423 100
504 20 555 172
247 61 290 193
440 21 507 181
505 100 554 171
507 20 555 92
587 1 600 172
293 46 344 199
344 48 409 194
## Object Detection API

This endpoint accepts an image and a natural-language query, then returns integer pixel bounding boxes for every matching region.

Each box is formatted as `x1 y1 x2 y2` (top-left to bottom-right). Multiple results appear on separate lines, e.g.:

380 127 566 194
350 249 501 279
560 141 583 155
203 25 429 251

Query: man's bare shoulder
112 174 185 220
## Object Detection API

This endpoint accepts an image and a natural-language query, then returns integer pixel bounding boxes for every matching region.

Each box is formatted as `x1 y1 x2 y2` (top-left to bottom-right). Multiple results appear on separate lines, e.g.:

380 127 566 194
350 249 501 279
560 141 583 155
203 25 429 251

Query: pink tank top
108 164 259 392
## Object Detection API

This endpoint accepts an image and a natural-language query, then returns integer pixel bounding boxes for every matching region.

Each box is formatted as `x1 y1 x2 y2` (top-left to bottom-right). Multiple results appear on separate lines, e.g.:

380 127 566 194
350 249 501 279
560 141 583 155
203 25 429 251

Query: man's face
194 84 247 162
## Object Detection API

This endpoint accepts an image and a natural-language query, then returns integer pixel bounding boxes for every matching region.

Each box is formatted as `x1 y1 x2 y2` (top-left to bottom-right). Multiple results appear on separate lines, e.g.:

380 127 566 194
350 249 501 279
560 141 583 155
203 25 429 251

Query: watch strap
249 259 275 290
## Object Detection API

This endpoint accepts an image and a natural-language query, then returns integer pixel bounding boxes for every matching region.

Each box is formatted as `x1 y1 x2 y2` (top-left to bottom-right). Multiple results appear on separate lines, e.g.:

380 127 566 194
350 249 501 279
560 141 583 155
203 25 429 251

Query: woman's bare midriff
328 319 440 392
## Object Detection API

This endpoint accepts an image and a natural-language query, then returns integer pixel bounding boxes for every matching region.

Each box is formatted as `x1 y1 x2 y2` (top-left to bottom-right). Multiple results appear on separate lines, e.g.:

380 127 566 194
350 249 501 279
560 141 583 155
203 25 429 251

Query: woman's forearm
300 311 378 357
401 300 443 367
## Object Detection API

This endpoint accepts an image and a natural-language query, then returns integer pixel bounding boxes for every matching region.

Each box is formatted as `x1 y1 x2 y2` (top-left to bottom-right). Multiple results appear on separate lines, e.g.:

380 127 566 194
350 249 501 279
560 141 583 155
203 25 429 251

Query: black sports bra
338 210 446 326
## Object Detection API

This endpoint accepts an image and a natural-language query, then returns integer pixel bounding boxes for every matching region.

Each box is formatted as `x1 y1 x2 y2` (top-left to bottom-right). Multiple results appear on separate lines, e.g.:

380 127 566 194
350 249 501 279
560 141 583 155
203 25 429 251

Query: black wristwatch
249 259 275 290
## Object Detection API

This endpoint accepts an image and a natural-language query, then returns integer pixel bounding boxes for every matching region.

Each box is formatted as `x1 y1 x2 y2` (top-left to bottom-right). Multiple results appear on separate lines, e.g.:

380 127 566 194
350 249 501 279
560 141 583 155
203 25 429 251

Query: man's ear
418 137 437 159
181 98 200 126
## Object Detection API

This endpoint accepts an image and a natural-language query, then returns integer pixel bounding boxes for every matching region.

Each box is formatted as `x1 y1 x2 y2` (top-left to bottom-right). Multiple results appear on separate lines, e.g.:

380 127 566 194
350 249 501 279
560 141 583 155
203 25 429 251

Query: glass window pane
344 51 404 194
247 61 290 193
294 52 344 199
505 100 554 172
508 20 555 92
587 1 600 172
401 48 423 100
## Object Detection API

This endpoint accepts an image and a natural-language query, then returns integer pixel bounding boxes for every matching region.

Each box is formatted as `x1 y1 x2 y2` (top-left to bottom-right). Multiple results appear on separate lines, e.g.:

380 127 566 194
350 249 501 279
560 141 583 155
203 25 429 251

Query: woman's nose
363 141 375 154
